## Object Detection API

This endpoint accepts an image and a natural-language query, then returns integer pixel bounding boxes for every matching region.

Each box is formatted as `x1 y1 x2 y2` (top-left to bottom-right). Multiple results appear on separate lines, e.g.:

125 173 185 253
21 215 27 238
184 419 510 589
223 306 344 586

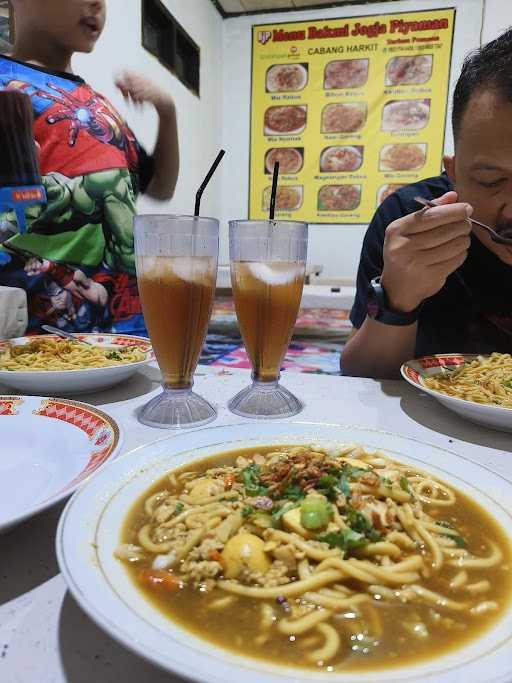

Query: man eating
342 29 512 378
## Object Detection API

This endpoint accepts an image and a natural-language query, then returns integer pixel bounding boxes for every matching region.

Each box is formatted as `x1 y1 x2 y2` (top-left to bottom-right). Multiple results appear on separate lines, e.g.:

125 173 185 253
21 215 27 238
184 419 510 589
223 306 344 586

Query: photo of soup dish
385 55 433 86
381 99 431 131
266 63 308 93
324 59 369 89
320 146 363 173
377 184 405 205
318 184 361 211
379 143 427 171
115 443 512 672
265 147 303 175
262 185 303 211
321 103 367 134
264 106 307 135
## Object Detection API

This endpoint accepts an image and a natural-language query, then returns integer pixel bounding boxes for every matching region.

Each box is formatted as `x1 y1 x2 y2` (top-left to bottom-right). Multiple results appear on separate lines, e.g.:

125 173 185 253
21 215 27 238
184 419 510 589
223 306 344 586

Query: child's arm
116 72 179 201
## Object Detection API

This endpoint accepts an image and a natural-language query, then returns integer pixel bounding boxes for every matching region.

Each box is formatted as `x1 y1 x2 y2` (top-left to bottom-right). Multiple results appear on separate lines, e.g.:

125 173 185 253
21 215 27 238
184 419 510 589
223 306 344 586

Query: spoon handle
41 324 93 345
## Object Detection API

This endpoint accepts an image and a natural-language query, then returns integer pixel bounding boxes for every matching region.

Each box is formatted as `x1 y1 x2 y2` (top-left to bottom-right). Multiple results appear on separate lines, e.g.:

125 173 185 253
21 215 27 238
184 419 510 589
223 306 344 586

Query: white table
1 365 511 683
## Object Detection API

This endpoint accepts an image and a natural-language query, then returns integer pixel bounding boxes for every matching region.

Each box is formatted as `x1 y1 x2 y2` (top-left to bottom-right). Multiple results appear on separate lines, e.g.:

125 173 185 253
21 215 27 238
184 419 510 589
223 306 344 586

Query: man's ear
444 155 456 186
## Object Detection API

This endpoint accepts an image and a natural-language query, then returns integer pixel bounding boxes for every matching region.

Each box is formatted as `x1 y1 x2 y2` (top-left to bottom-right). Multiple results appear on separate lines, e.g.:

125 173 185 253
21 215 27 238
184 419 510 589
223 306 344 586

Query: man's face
17 0 106 53
445 89 512 266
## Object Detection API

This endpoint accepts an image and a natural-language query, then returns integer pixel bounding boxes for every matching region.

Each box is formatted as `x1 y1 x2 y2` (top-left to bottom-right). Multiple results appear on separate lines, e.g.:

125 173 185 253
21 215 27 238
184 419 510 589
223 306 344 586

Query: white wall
482 0 512 42
74 0 224 221
220 0 484 277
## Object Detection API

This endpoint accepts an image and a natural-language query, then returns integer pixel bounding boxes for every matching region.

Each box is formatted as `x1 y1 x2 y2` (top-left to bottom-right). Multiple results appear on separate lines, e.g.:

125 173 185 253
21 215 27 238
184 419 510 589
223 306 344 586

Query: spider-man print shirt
0 55 155 336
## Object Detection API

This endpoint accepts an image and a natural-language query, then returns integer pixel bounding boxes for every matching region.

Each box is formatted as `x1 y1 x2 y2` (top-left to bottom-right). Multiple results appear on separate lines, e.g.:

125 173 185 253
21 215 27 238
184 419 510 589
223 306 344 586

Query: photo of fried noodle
423 353 512 408
116 443 509 670
0 338 147 372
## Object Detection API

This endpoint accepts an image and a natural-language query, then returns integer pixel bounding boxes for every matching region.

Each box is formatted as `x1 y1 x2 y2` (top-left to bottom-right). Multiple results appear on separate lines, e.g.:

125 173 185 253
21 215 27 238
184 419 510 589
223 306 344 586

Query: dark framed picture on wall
0 0 13 52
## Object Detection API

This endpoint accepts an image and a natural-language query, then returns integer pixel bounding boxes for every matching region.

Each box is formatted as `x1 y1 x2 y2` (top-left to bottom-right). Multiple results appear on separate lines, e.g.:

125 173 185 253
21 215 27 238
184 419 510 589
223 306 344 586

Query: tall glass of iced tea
228 220 308 418
134 215 218 428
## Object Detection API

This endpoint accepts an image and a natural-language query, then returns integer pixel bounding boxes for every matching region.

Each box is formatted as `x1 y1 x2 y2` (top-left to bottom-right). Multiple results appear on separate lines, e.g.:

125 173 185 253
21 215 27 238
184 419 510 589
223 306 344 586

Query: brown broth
121 446 512 672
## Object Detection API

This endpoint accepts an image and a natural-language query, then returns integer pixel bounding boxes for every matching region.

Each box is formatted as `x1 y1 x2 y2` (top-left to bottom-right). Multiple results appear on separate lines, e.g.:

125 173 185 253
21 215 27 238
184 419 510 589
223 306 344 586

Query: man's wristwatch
366 276 422 326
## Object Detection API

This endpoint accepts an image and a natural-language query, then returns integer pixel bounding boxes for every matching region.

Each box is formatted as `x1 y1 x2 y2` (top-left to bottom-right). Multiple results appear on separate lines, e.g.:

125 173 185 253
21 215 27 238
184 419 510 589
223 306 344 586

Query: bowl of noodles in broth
402 353 512 433
0 333 153 395
57 423 512 683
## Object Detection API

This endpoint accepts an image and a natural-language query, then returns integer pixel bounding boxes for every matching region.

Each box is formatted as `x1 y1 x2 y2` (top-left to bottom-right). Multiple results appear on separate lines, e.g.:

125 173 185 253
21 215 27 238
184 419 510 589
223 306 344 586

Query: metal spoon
41 324 93 346
414 196 512 246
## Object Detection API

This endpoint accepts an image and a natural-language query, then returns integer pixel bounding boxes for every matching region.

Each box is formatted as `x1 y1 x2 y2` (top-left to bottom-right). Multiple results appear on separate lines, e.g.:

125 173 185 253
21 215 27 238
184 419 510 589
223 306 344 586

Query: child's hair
0 90 41 186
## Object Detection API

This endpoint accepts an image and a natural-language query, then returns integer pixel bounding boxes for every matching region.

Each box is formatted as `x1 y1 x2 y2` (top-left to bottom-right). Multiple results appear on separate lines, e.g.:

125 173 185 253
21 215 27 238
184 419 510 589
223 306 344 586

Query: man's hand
381 191 472 312
115 71 174 116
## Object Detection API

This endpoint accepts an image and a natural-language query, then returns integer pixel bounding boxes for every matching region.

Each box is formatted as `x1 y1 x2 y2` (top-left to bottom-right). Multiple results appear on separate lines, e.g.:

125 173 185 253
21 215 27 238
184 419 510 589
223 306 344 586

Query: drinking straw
269 161 279 220
194 149 226 216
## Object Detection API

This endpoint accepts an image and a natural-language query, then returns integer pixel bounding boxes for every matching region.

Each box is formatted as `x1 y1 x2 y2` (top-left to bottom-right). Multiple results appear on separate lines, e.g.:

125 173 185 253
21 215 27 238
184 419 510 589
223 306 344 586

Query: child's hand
115 71 174 115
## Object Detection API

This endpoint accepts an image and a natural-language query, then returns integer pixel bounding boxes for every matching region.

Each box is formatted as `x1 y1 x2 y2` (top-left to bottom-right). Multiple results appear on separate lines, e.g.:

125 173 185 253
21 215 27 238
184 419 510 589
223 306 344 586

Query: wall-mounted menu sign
248 9 455 224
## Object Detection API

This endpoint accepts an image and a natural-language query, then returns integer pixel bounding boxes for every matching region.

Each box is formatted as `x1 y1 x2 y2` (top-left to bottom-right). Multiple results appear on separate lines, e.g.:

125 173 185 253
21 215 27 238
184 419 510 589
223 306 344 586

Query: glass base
228 379 304 419
137 386 217 429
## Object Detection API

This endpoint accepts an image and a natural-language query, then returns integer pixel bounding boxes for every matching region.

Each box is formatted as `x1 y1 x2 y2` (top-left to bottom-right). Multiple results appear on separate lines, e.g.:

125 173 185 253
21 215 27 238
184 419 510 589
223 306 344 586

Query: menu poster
249 9 455 224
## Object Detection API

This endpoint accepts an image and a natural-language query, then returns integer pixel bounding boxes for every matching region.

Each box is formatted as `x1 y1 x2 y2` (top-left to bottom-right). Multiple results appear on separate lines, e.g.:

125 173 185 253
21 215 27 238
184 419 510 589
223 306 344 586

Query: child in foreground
0 0 179 335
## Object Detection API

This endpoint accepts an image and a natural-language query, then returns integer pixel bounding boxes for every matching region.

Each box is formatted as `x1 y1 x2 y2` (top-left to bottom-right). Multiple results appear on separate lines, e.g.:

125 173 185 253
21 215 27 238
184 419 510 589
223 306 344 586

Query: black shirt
349 174 512 356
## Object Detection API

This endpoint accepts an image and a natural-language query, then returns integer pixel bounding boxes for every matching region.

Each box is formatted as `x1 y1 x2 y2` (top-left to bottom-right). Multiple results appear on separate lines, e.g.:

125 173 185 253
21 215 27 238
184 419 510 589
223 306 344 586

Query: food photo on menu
379 143 427 172
262 184 304 211
318 184 362 211
385 54 433 86
264 147 304 175
264 104 307 135
381 99 431 132
266 63 308 92
321 102 367 134
323 58 369 89
320 145 364 173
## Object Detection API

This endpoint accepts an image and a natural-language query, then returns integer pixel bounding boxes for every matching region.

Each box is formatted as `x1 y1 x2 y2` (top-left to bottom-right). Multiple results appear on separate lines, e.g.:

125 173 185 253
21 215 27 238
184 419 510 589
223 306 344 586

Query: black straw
194 149 226 216
269 161 279 220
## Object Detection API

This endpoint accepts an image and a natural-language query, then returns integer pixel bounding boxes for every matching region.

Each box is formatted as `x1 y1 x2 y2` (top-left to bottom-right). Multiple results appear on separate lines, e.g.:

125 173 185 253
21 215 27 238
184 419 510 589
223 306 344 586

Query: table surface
1 364 511 683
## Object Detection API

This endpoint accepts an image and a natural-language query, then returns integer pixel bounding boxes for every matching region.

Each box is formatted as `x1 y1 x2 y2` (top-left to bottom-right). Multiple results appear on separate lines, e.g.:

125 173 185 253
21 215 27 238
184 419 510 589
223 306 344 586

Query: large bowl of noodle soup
57 422 512 683
402 353 512 433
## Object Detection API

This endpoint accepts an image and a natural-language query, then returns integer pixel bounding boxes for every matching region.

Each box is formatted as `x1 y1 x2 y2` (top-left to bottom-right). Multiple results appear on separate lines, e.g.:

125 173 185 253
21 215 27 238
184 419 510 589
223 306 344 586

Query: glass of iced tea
228 220 308 418
134 215 218 428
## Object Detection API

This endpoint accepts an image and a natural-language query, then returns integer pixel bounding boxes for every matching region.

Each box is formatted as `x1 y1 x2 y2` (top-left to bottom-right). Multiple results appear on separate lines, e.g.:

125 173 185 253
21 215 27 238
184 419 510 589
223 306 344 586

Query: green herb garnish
240 464 268 497
399 476 410 492
174 502 184 516
318 528 369 554
241 505 254 518
345 506 382 543
282 483 306 501
106 351 122 361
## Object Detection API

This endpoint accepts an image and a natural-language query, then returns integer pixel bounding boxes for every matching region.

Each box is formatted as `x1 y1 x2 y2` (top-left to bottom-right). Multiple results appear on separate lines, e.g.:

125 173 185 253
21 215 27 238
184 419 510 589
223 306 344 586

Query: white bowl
57 422 512 683
0 394 122 532
0 333 154 395
401 354 512 433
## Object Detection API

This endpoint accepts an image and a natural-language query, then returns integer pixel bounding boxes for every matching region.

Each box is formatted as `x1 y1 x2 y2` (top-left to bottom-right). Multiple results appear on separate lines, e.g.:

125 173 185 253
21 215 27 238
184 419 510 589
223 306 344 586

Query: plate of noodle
402 353 512 432
57 422 512 682
0 334 154 395
0 394 121 532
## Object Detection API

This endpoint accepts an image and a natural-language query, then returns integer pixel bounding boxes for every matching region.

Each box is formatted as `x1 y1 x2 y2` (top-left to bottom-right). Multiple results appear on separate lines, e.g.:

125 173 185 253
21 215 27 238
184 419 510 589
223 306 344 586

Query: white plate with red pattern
401 354 512 433
0 395 122 532
0 333 154 396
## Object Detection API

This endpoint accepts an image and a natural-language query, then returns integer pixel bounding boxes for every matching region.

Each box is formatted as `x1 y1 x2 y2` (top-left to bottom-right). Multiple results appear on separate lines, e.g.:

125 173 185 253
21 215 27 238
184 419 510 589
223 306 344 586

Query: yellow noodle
277 608 332 634
0 338 146 371
306 623 340 662
424 353 512 408
218 569 344 599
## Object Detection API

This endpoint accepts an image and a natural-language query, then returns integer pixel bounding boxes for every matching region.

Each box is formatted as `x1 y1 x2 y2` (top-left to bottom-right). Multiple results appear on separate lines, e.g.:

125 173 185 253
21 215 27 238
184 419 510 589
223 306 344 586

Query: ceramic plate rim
56 421 512 683
0 394 123 529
